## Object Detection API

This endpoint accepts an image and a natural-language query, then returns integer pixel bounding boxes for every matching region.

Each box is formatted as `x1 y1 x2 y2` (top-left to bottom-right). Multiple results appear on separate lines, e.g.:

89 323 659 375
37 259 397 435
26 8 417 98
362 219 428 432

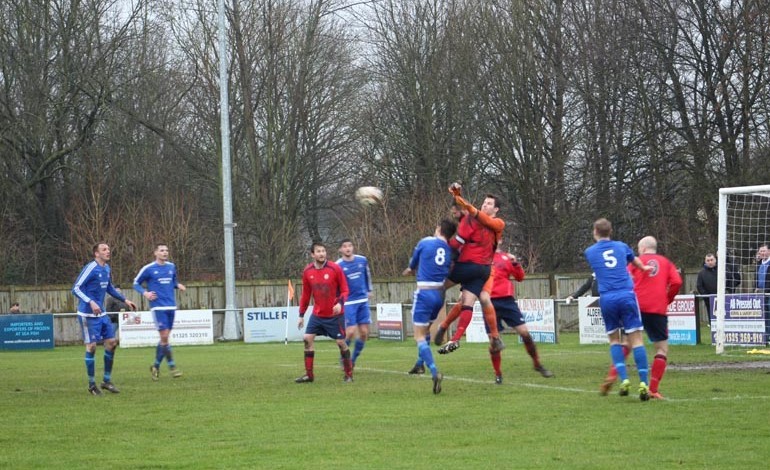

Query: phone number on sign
173 332 208 339
723 332 765 344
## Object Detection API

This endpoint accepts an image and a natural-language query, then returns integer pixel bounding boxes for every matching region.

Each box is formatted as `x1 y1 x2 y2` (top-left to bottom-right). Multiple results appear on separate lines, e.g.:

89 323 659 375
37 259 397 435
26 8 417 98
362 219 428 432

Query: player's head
437 218 457 240
338 238 354 257
593 218 612 240
481 194 501 217
704 253 716 267
93 242 111 263
638 236 657 254
154 244 170 262
449 202 465 220
310 241 327 263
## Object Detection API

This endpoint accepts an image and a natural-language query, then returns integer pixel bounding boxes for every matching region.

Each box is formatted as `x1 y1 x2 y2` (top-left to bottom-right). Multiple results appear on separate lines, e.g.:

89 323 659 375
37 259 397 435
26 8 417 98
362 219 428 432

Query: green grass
1 332 769 469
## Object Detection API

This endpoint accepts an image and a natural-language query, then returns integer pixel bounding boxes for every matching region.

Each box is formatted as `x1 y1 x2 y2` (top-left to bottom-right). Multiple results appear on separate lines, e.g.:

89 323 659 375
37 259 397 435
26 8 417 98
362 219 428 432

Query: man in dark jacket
696 253 717 323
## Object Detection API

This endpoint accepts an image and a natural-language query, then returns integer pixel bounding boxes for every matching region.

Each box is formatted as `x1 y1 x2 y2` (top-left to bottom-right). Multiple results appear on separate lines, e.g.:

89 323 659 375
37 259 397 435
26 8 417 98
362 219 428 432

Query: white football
355 186 383 206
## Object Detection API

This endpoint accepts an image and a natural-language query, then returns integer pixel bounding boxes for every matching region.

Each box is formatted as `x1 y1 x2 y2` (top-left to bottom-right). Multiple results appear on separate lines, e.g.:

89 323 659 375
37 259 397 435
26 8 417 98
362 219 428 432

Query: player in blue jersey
337 239 373 367
72 243 137 396
402 219 457 394
584 218 652 401
133 244 187 381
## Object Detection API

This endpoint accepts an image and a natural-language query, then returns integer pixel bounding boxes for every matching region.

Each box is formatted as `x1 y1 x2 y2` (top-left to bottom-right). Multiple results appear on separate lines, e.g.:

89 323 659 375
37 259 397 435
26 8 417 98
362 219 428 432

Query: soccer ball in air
355 186 383 206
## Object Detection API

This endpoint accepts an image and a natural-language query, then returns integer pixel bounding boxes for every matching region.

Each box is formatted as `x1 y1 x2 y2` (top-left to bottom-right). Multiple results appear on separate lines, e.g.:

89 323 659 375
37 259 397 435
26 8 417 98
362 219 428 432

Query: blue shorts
344 301 371 327
305 314 346 340
78 315 115 344
641 313 668 342
599 291 643 334
491 297 525 330
448 262 491 297
152 309 176 331
411 289 445 326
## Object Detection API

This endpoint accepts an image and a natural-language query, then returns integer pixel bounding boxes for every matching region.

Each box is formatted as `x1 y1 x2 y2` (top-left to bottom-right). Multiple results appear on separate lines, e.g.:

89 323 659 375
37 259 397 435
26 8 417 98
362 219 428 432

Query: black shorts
305 314 346 340
491 297 525 330
448 262 491 297
641 313 668 343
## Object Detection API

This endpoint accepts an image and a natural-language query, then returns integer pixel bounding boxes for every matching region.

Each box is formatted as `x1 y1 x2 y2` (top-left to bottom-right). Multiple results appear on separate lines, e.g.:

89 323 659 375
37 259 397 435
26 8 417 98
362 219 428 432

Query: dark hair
439 219 457 239
485 194 501 210
155 243 168 250
339 238 353 247
310 241 326 253
11 302 19 308
593 218 613 238
92 242 108 255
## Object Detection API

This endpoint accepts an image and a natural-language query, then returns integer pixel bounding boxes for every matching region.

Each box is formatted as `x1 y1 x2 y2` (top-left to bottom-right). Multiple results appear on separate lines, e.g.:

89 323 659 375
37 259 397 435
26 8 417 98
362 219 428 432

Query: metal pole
218 0 240 340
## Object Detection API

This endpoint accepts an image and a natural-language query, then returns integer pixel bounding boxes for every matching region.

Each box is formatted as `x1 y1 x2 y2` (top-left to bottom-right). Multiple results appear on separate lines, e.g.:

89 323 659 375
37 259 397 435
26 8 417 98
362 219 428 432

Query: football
355 186 383 206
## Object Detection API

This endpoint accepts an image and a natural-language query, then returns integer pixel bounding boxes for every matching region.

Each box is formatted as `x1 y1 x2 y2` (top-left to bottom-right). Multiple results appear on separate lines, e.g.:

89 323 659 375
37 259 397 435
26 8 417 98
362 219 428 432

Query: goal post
716 185 770 354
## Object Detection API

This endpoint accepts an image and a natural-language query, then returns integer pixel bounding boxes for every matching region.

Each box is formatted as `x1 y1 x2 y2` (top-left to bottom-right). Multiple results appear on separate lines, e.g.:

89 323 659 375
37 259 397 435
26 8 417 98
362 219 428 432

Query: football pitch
2 332 769 469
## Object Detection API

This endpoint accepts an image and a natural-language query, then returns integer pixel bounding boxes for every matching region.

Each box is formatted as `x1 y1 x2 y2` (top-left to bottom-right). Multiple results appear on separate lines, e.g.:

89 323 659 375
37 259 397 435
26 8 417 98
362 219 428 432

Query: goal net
715 185 770 354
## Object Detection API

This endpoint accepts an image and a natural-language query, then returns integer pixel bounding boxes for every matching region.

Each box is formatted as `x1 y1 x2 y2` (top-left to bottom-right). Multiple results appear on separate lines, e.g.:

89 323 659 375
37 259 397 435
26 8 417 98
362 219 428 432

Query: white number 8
435 248 446 265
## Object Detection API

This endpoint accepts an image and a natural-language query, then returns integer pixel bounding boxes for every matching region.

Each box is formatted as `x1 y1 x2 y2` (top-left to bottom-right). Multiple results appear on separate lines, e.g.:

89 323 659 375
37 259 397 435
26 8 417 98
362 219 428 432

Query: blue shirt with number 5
584 239 635 294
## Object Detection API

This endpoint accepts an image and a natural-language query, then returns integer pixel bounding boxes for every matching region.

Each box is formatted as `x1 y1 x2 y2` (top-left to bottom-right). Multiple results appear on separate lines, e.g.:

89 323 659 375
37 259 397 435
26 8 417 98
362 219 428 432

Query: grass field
2 332 769 469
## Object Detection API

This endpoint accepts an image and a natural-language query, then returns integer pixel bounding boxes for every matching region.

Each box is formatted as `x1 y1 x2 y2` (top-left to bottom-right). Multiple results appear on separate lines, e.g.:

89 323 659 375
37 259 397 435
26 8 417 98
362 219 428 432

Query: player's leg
330 316 353 381
626 330 650 401
79 316 101 396
600 336 628 395
514 323 554 378
413 291 443 393
436 300 462 345
439 290 476 353
160 311 182 377
151 310 166 380
642 313 669 398
296 332 317 383
478 274 502 346
100 317 120 393
351 303 370 365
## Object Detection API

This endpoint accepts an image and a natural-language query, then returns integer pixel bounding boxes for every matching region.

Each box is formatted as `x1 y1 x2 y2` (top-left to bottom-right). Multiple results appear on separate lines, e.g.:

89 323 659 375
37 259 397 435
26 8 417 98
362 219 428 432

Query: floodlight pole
219 0 240 340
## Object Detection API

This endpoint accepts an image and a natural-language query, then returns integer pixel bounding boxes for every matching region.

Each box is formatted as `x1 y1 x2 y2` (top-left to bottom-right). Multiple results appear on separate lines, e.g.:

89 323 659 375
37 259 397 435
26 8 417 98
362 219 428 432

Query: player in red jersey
295 242 353 383
436 183 506 353
627 236 682 399
487 246 554 383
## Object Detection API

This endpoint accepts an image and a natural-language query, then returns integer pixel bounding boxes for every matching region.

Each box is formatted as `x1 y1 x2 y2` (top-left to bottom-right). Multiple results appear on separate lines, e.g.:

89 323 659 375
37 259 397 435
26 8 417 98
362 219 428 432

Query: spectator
105 286 129 313
696 253 717 322
9 302 21 314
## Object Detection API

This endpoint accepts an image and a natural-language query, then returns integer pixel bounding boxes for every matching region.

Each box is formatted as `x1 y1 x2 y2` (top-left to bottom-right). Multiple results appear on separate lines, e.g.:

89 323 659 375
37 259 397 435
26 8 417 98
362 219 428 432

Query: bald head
638 236 657 254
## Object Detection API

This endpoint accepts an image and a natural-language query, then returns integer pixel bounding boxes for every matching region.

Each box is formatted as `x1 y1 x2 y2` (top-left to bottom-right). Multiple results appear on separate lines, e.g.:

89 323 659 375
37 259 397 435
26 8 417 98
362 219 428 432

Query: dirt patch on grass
669 361 770 371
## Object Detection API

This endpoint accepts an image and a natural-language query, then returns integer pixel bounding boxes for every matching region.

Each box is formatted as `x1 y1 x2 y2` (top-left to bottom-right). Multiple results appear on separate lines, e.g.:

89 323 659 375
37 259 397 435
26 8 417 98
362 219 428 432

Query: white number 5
602 250 617 268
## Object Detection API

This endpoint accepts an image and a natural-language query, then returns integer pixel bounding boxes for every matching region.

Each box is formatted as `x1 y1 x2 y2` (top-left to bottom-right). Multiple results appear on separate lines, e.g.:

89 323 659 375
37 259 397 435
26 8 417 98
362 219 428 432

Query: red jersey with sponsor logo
450 200 505 265
629 253 682 315
491 251 525 298
299 261 349 318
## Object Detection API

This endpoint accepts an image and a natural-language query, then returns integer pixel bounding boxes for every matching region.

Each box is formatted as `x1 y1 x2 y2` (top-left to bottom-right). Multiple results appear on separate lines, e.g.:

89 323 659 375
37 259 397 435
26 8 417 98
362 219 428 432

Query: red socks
451 306 474 341
650 354 667 393
304 351 315 378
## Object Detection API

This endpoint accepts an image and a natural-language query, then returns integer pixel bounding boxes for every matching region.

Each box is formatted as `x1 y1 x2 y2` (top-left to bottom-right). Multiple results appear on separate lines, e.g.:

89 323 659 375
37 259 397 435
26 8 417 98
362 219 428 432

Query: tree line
1 0 769 286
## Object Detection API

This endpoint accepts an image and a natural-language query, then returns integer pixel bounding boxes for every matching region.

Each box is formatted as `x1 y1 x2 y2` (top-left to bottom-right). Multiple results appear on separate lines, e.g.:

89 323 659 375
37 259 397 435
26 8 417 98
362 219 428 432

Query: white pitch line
358 366 592 393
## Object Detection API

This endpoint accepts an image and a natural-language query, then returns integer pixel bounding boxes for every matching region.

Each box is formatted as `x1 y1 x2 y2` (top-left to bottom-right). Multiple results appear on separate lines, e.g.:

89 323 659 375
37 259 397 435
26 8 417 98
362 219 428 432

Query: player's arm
72 267 93 305
404 243 422 275
298 270 311 329
509 256 525 282
365 260 373 296
334 265 350 314
173 269 186 291
667 263 683 304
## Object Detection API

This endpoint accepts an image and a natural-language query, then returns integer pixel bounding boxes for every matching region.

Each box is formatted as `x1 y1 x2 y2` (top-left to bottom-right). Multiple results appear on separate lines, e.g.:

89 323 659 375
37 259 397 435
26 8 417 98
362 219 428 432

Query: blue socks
610 343 628 381
85 351 95 384
633 346 649 384
417 340 438 377
352 339 365 365
103 350 114 382
155 343 175 368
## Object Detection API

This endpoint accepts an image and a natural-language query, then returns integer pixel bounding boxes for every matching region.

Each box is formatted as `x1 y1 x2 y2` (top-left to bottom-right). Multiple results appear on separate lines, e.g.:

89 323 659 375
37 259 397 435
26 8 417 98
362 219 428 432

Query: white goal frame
716 184 770 354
